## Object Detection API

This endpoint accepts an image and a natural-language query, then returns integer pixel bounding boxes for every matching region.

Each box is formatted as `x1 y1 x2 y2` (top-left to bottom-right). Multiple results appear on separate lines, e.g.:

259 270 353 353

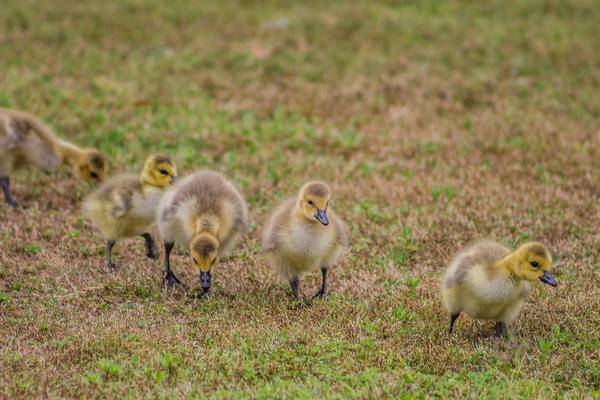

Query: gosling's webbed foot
105 260 120 271
191 288 211 299
311 287 328 301
146 248 157 260
6 198 19 208
292 299 307 311
163 270 185 289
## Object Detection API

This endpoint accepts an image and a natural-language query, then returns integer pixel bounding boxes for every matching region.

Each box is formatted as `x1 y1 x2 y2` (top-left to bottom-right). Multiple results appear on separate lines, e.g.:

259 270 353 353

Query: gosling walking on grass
262 181 348 301
441 241 558 337
157 170 249 297
0 108 107 207
83 154 177 269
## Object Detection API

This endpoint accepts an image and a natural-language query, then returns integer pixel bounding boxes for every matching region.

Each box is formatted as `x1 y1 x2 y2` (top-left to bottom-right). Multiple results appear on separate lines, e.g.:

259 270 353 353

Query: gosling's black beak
315 209 329 226
199 271 212 295
539 271 557 287
170 176 177 184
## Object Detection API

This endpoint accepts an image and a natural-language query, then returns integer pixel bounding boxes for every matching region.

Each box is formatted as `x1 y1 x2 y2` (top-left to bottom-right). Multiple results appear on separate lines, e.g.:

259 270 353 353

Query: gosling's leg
1 176 18 208
141 233 157 259
162 241 184 288
312 267 329 300
105 240 118 269
494 321 506 338
289 276 300 300
448 312 460 335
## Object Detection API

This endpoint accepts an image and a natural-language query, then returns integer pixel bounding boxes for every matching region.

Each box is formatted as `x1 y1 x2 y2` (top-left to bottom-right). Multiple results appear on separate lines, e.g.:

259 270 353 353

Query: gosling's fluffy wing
443 241 510 288
85 174 140 218
262 197 295 253
110 186 135 218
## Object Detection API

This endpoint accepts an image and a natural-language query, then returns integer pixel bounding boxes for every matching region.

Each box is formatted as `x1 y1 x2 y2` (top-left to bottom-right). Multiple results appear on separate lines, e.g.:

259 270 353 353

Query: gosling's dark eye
90 172 99 178
307 200 314 206
159 169 169 176
531 261 540 269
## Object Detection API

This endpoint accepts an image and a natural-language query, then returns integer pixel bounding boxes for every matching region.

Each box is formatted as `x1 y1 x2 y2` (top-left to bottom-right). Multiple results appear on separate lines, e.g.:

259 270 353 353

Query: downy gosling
262 181 348 301
157 170 249 297
0 108 107 207
83 154 177 269
441 241 558 337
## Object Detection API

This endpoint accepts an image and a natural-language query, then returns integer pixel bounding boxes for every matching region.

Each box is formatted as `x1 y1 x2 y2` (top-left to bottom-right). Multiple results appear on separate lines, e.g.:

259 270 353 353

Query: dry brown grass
1 0 599 398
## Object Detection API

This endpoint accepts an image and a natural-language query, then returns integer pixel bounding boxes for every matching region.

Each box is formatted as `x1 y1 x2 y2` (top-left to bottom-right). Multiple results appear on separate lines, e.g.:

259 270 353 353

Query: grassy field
1 0 599 398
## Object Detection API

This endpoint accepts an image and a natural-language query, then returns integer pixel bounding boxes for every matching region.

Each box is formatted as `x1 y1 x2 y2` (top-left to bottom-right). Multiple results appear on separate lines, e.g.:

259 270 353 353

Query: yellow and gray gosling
0 108 107 207
83 154 177 269
262 181 348 301
441 241 558 337
157 170 249 297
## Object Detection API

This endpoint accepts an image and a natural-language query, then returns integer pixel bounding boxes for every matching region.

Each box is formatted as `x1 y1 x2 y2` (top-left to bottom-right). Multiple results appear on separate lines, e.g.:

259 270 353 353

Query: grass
1 0 599 398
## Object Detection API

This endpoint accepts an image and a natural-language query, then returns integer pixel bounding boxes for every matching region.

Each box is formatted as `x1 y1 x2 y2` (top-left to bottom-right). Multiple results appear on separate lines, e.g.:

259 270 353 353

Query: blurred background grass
0 0 598 398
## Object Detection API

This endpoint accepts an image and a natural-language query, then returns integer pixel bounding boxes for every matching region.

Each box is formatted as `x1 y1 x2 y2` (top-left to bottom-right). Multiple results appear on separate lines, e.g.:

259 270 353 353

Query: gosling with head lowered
262 181 348 301
157 170 249 297
83 154 177 269
441 241 558 337
0 108 107 207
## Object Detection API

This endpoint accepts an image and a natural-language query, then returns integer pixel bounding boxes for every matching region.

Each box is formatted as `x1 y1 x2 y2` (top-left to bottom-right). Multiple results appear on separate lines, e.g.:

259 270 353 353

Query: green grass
1 0 599 398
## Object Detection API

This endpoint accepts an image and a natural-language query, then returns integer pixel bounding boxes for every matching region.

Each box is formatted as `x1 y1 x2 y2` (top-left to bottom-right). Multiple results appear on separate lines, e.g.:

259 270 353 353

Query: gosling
157 170 249 296
83 154 177 269
441 241 558 337
262 181 348 301
0 108 107 207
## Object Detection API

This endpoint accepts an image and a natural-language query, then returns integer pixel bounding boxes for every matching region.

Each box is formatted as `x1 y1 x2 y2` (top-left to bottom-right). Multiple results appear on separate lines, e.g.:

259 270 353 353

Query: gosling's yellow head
190 233 218 272
189 233 219 295
76 149 108 183
512 242 557 287
296 181 331 226
140 154 177 188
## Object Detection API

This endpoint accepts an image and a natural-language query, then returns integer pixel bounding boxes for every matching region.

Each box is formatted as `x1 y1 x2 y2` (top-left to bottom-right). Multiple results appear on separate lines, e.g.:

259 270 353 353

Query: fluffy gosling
0 108 107 207
262 181 348 301
83 154 177 269
441 241 558 337
157 170 249 296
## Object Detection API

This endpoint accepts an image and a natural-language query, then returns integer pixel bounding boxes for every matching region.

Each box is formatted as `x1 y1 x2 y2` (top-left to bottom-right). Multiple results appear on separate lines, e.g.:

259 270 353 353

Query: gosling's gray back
161 170 248 232
0 110 60 172
443 241 509 288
